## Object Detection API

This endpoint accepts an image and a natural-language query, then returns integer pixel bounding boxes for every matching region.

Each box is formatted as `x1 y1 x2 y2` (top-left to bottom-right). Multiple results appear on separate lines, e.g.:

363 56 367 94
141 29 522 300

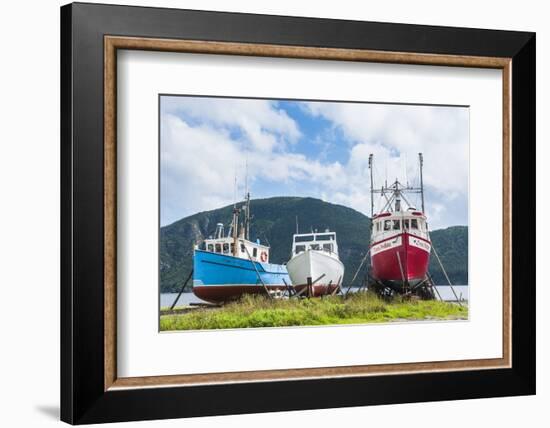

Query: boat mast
418 153 425 213
369 153 424 214
231 173 240 256
244 159 251 241
232 205 240 256
368 154 374 218
245 191 250 241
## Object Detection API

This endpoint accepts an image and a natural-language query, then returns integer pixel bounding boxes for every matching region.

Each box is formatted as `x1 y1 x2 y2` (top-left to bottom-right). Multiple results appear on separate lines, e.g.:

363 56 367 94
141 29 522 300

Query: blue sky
160 96 469 230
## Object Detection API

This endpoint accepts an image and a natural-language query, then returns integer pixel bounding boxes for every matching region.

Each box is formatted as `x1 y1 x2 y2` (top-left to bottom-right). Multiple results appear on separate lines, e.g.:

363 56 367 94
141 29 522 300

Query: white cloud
161 112 343 225
301 102 469 228
161 97 469 230
303 102 468 192
162 97 301 152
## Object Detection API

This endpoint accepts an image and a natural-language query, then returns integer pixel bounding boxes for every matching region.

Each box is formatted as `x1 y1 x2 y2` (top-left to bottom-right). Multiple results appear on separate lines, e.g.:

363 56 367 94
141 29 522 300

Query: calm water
160 285 468 308
433 285 469 302
160 292 207 308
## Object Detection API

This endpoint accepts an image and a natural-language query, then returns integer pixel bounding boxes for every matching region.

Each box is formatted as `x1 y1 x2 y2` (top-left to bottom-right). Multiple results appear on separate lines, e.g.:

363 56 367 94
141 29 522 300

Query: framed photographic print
61 2 535 424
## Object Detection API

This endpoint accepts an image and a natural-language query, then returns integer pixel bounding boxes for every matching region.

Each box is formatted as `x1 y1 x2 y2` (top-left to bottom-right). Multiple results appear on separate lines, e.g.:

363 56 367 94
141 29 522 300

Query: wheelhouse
197 222 270 263
292 231 339 256
371 209 430 242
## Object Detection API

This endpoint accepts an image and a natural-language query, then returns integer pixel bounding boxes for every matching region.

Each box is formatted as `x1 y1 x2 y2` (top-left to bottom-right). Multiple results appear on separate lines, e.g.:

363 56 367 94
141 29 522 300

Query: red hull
193 285 287 303
370 232 431 286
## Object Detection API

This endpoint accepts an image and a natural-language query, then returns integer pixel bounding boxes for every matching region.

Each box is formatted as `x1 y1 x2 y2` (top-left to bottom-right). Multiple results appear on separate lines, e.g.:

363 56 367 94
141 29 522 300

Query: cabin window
215 244 222 253
310 244 320 250
252 248 257 258
223 243 229 254
393 220 400 230
240 243 246 253
295 235 314 243
384 220 392 231
411 219 418 229
295 245 305 254
316 234 335 241
207 244 214 252
323 243 333 253
230 243 235 254
403 219 409 230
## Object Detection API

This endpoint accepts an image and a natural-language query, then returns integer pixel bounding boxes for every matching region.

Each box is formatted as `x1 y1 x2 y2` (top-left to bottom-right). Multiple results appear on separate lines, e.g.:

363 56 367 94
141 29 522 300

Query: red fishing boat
368 153 433 295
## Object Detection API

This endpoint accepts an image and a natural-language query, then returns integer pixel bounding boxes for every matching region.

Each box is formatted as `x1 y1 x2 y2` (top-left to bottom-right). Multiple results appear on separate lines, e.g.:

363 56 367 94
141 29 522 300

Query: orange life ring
259 251 268 262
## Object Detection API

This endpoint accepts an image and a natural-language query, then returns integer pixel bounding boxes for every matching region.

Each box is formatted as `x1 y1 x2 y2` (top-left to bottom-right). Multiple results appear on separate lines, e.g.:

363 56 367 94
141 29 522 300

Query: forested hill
160 197 468 292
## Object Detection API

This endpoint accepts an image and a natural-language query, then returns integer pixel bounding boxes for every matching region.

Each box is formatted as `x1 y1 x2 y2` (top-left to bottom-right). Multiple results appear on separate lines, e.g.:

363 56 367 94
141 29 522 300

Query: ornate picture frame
61 3 535 424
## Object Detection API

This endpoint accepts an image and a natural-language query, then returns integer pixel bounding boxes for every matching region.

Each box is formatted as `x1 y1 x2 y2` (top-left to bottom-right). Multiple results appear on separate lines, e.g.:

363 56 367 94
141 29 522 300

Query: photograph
55 2 536 424
159 95 469 331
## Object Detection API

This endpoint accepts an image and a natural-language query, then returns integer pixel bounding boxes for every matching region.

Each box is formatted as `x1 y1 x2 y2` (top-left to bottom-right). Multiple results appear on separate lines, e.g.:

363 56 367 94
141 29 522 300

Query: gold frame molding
104 36 512 391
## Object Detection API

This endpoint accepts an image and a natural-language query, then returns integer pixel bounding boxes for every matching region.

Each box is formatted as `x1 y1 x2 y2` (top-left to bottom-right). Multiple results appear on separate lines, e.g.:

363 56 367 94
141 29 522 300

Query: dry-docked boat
192 193 290 303
368 153 432 293
286 230 344 297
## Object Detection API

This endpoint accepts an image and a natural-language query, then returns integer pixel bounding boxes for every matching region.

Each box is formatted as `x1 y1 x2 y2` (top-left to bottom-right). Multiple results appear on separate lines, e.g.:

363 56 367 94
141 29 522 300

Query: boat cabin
371 208 429 242
292 231 339 256
197 223 270 263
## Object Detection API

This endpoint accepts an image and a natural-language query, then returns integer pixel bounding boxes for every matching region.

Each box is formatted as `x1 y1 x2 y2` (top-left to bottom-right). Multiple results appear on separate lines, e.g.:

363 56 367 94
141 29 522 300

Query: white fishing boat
286 230 344 297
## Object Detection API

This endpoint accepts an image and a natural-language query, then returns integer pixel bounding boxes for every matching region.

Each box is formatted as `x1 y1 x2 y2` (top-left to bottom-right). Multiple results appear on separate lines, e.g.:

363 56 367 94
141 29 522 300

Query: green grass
159 292 468 331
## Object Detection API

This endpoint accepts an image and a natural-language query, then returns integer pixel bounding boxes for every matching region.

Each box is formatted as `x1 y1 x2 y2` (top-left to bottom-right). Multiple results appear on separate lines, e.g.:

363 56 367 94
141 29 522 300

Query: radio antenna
368 154 374 218
244 158 249 199
405 153 409 187
244 158 250 240
418 153 425 213
234 168 239 208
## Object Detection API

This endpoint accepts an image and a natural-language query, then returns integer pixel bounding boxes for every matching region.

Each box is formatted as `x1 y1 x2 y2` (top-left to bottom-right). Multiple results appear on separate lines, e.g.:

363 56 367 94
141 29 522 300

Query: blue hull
193 249 290 303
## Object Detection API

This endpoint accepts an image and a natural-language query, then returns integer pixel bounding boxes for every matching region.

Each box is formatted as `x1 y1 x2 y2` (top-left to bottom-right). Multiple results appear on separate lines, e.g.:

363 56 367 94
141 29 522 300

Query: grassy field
160 292 468 331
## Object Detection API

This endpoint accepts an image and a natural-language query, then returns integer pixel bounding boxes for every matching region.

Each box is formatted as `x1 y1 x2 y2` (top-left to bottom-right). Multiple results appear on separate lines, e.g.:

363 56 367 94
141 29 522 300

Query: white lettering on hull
371 236 402 256
408 236 431 253
371 235 431 256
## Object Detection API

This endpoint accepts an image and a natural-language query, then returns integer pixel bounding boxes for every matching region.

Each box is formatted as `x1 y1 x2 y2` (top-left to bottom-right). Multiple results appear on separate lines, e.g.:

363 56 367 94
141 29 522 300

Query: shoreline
160 292 468 331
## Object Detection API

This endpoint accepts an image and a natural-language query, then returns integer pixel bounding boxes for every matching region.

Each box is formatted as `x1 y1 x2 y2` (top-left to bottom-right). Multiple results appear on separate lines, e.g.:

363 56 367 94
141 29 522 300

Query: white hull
287 250 344 289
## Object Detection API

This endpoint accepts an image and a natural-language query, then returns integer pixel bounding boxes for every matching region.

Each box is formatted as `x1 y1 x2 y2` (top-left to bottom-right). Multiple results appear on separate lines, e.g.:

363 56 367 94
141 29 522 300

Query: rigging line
244 157 249 199
243 244 273 299
169 270 194 310
431 244 463 307
400 192 413 209
418 160 421 207
371 163 378 213
233 167 237 208
404 153 408 186
373 163 385 214
344 248 371 297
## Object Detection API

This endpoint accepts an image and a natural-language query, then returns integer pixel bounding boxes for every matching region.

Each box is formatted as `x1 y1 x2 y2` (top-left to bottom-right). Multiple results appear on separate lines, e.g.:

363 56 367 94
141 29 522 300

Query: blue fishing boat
193 192 290 303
